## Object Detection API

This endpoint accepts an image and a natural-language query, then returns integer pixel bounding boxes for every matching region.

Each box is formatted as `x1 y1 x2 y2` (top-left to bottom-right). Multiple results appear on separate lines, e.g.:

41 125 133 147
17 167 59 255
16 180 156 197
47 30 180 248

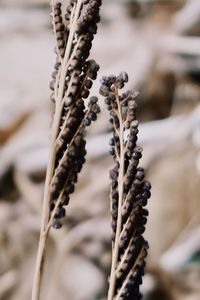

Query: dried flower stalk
31 1 102 299
100 73 151 300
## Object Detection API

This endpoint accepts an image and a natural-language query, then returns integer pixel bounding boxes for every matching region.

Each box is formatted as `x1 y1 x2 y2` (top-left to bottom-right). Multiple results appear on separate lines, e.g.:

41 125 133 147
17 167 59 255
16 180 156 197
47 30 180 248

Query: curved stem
31 101 61 300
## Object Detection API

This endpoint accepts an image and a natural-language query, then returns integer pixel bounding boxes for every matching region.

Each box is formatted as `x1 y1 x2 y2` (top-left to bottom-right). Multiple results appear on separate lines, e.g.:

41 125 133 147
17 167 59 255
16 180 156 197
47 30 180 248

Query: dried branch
100 73 151 300
31 1 102 299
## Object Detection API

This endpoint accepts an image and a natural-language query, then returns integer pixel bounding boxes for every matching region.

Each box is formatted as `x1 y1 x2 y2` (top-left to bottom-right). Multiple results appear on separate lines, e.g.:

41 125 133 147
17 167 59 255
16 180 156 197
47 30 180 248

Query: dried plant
31 1 102 299
100 73 151 300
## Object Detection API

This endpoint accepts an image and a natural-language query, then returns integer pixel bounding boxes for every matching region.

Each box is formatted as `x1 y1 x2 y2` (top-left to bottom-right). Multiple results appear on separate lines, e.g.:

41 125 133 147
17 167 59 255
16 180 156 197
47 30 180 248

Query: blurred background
0 0 200 299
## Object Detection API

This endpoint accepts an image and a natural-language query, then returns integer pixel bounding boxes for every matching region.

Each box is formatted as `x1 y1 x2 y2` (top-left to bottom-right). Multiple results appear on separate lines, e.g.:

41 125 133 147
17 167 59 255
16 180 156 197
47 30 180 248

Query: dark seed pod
52 219 62 229
48 0 102 229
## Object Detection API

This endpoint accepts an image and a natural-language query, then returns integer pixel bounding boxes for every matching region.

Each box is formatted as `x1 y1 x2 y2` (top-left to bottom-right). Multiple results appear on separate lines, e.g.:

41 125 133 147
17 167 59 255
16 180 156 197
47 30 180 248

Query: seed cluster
100 73 151 300
77 0 101 34
48 0 102 229
52 2 66 58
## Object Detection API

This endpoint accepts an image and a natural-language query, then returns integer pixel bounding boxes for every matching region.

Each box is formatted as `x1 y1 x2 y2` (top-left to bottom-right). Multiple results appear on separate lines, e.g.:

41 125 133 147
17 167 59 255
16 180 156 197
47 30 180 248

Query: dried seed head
48 0 102 229
101 72 151 299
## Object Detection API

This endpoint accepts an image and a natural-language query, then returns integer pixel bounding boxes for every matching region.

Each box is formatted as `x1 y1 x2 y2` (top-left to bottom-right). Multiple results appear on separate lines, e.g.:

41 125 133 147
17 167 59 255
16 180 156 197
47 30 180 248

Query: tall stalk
31 1 102 299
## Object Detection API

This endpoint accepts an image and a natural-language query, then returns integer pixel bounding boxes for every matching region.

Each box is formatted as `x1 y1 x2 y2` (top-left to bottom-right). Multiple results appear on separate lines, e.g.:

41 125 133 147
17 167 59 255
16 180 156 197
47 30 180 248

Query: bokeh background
0 0 200 299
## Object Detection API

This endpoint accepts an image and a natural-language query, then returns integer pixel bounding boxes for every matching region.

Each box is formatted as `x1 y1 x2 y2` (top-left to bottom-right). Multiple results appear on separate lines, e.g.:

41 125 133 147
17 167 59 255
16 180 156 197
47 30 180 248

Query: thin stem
31 1 83 300
31 102 60 300
107 87 125 300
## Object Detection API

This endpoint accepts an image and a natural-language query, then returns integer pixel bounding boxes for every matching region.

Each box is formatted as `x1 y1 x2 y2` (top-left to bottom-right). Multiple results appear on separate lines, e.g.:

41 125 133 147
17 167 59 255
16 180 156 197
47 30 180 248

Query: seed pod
48 0 102 229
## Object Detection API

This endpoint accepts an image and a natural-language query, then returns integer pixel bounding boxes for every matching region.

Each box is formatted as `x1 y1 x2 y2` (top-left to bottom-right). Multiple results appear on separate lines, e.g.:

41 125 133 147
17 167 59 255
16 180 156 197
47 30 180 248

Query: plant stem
31 103 61 300
107 88 125 300
31 1 83 299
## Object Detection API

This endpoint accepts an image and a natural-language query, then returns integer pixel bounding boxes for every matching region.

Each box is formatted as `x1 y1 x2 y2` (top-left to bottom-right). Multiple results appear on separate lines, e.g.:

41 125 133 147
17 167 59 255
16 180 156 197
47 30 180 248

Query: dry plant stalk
31 1 102 299
100 73 151 300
